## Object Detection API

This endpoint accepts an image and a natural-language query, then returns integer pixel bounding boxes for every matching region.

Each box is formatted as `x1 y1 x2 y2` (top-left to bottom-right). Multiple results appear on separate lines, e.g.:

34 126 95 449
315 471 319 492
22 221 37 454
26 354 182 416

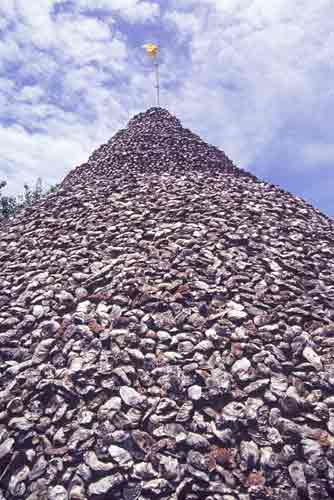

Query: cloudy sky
0 0 333 216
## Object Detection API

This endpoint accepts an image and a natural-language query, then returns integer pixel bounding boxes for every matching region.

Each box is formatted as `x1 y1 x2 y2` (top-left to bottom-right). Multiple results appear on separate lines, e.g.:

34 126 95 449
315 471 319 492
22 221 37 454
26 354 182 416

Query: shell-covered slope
1 108 334 500
62 107 254 189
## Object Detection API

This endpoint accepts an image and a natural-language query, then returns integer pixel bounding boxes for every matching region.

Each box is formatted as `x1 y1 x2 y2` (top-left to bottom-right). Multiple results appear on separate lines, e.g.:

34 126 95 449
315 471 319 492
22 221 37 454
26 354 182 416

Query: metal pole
155 61 160 106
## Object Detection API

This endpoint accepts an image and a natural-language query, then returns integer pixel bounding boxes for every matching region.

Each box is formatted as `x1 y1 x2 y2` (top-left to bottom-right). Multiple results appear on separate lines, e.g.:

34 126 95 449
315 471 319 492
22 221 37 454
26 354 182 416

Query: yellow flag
143 43 159 58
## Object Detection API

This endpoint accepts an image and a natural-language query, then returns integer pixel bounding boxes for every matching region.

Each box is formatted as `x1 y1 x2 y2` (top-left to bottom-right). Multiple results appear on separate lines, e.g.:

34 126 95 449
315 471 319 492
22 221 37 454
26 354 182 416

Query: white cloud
164 0 334 168
123 1 160 23
17 86 45 103
0 124 91 194
0 17 9 31
165 10 202 37
0 0 133 196
0 0 15 17
17 56 59 83
12 0 73 51
0 1 125 66
0 78 15 94
55 15 116 64
0 38 21 64
76 0 160 23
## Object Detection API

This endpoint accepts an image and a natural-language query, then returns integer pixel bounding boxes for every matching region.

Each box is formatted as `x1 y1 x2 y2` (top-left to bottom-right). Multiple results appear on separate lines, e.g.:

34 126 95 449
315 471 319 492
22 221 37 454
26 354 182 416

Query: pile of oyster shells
0 108 334 499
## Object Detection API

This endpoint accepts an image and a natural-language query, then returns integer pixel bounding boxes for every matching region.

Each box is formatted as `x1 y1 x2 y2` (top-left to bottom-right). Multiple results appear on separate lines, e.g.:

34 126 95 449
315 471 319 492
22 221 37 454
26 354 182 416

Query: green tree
17 178 44 208
0 181 17 219
1 177 56 220
48 183 60 193
32 177 43 203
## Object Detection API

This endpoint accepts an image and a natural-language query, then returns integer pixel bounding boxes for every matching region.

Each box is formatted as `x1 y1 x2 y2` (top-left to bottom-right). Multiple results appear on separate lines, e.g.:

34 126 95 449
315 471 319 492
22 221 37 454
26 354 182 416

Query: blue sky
0 0 333 216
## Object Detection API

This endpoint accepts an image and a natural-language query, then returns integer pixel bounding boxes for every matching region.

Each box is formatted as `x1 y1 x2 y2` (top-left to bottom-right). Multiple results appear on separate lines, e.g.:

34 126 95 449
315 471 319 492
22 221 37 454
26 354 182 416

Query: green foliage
0 194 17 219
48 183 60 193
33 177 43 202
0 181 17 219
0 177 56 220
